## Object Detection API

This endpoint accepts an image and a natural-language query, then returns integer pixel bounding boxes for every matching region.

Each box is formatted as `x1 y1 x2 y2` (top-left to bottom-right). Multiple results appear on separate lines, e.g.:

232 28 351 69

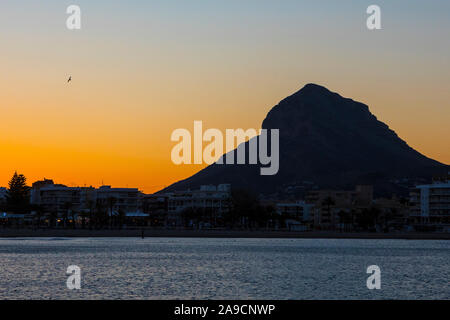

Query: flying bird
67 76 72 83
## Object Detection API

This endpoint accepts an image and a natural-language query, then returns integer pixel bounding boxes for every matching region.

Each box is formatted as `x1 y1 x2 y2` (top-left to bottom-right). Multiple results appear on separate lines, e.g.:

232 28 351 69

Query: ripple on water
0 238 448 299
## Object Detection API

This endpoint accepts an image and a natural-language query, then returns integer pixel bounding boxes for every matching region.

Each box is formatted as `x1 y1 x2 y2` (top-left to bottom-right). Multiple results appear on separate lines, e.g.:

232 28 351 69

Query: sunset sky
1 0 449 193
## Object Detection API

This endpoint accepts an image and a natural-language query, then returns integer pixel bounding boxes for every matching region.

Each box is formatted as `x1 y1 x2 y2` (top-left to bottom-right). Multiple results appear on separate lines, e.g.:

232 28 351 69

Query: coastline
0 228 449 240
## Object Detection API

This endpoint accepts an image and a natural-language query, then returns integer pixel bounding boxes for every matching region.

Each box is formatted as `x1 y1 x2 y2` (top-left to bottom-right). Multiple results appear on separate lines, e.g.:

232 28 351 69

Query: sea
0 237 448 299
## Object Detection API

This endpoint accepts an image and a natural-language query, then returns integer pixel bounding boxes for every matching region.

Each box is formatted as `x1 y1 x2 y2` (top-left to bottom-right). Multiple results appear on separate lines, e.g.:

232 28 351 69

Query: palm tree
337 210 352 232
79 210 88 229
86 200 94 229
383 208 397 232
370 206 381 230
322 196 335 229
95 200 107 229
48 209 58 228
350 209 357 231
117 209 126 229
70 209 77 229
62 202 72 228
31 204 43 229
357 206 381 231
107 197 117 229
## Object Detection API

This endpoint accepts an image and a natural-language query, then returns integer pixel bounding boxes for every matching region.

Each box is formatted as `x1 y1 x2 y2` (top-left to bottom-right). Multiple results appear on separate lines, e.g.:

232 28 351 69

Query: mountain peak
262 83 369 131
292 83 337 99
300 83 332 92
164 84 448 197
276 83 351 108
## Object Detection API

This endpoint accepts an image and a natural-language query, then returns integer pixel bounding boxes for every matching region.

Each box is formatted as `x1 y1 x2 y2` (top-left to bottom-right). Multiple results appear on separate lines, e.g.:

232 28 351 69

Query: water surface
0 238 448 299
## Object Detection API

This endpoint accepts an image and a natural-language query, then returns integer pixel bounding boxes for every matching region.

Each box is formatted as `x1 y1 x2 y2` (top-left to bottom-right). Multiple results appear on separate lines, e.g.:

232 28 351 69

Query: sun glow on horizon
1 1 449 193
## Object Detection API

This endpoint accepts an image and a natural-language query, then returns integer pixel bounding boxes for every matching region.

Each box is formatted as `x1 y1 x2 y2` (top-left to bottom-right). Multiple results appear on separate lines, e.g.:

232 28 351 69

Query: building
141 194 169 226
0 187 7 204
373 196 409 231
37 184 83 216
31 181 142 224
276 201 314 231
168 184 231 214
276 201 313 220
306 185 373 229
95 186 140 215
167 184 231 226
306 185 373 207
30 179 55 204
410 174 450 226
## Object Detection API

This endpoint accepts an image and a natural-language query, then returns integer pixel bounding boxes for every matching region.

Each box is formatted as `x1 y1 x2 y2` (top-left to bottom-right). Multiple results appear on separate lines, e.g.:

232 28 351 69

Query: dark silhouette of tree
256 204 277 229
350 209 357 231
70 208 77 229
337 210 352 231
31 204 44 228
399 197 409 206
95 199 108 229
370 207 381 229
356 206 380 231
181 207 199 228
79 210 88 229
48 209 58 228
227 189 259 229
86 200 94 229
382 208 397 232
117 209 126 229
107 197 117 229
6 172 30 213
321 196 335 229
62 201 72 228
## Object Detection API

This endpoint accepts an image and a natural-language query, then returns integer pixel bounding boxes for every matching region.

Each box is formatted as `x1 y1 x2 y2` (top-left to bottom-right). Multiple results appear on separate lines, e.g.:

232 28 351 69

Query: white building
410 174 450 225
96 186 140 215
37 184 84 215
167 184 231 218
31 179 55 205
276 201 313 220
31 181 141 217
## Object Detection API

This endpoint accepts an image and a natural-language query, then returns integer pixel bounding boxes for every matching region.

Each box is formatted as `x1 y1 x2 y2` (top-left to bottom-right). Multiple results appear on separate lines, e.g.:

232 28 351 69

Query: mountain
162 84 448 197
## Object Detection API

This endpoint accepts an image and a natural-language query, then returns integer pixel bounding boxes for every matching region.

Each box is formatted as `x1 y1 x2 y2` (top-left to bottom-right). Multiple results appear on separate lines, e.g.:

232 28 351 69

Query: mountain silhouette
162 84 448 197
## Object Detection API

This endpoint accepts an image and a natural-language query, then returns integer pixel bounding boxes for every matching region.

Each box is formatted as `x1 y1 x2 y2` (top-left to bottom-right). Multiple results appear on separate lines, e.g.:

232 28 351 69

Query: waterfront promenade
0 228 449 240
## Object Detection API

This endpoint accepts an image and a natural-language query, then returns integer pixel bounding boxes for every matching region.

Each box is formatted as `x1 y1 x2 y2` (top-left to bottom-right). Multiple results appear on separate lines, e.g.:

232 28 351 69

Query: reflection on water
0 237 448 299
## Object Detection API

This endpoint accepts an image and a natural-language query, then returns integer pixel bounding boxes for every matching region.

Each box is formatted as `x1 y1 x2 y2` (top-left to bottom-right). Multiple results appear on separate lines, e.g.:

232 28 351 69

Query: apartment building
276 201 314 221
31 181 140 217
276 201 314 231
306 185 373 228
410 174 450 225
37 184 86 216
95 186 140 215
166 184 231 225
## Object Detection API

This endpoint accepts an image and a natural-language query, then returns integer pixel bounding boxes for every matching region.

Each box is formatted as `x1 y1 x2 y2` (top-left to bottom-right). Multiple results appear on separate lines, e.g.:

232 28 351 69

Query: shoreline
0 228 449 240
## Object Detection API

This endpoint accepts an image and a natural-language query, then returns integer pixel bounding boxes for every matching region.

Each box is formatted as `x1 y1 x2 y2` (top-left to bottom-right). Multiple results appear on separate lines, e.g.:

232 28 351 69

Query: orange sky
1 1 449 193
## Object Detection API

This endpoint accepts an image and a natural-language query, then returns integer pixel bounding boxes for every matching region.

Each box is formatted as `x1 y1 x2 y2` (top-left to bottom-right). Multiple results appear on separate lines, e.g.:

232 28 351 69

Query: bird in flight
67 76 72 83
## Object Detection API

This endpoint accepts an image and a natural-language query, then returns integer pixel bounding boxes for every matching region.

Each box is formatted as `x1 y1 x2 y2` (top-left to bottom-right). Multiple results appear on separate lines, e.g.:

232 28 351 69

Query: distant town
0 172 449 234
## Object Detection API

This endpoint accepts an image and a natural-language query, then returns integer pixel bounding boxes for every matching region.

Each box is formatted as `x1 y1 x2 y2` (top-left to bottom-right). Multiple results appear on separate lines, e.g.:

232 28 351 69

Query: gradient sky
1 0 449 193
